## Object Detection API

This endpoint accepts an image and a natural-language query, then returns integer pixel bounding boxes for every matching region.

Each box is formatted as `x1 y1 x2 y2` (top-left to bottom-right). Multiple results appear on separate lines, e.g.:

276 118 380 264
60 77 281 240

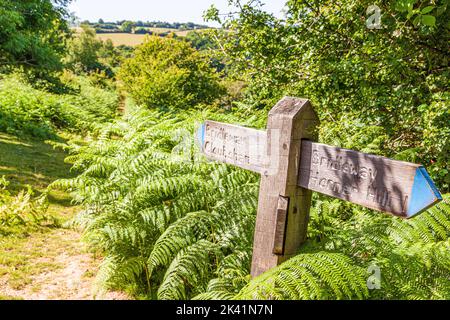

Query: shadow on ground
0 133 77 208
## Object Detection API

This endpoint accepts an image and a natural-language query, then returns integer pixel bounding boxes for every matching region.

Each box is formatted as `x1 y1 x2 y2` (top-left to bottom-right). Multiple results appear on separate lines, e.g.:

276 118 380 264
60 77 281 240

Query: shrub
0 176 57 234
118 36 224 110
0 74 60 138
0 73 119 138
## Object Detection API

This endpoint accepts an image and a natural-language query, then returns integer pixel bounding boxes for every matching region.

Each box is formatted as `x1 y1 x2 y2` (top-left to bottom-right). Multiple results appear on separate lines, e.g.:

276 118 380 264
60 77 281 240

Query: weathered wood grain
298 141 419 217
272 196 289 255
250 97 319 277
199 120 268 174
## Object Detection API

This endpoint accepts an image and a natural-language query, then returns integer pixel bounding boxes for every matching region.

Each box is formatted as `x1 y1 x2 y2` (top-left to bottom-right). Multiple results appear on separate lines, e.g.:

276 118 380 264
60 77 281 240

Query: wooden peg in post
250 97 319 278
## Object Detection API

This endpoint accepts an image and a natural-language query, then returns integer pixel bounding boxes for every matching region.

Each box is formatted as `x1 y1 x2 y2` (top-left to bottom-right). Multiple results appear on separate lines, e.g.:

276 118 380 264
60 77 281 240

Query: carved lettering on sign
298 141 422 217
199 121 279 175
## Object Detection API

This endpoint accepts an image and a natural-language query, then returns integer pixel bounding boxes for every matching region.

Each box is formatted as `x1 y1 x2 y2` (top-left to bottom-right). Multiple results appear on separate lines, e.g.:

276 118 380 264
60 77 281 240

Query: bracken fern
51 104 449 300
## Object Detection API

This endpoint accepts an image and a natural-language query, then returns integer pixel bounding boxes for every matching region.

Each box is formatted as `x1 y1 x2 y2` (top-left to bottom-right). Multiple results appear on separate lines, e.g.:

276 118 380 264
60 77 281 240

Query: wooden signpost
197 97 443 277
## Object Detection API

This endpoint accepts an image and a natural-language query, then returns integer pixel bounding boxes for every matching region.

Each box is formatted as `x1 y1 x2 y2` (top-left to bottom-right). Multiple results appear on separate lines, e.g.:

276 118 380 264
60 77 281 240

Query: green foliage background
0 0 71 73
118 36 225 110
64 26 121 76
205 0 449 190
0 0 448 301
0 73 119 138
52 106 450 300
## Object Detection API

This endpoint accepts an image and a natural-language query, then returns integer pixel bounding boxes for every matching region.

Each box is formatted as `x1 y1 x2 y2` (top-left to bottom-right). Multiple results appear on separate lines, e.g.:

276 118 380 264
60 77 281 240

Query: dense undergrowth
0 73 118 139
50 104 264 299
51 106 450 300
0 176 58 236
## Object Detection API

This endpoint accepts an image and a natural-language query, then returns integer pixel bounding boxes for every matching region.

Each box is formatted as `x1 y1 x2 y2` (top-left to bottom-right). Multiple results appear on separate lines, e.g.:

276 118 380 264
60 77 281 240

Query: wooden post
250 97 319 277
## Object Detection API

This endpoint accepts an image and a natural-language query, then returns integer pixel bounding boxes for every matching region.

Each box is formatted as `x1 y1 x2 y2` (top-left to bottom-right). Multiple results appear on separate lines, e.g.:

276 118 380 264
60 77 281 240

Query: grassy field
0 133 77 218
95 29 206 46
74 26 209 46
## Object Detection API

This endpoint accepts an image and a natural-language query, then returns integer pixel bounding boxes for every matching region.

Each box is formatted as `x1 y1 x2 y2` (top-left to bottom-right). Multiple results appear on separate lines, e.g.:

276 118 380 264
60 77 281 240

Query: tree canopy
0 0 71 73
118 36 224 109
205 0 449 191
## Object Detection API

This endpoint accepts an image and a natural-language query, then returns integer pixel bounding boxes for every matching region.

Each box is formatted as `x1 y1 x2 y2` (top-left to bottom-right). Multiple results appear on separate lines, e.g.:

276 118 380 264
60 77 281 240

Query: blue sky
68 0 287 26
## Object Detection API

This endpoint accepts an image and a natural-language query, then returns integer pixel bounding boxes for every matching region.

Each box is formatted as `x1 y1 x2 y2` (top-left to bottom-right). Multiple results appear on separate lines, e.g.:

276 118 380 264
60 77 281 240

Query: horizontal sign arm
197 122 442 218
298 140 442 218
197 120 270 174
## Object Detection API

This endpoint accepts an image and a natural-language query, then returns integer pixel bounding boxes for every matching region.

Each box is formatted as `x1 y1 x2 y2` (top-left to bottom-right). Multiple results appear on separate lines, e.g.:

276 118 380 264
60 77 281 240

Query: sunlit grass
0 132 82 298
0 132 80 223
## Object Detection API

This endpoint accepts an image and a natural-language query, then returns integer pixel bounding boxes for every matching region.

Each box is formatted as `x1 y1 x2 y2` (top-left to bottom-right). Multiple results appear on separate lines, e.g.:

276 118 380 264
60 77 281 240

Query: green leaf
421 6 434 14
395 0 418 13
422 15 436 27
407 10 417 19
413 15 421 25
436 4 447 16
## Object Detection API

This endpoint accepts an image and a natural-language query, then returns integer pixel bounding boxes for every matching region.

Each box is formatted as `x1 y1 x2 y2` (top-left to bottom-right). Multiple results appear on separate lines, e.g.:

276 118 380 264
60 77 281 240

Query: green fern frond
148 211 215 272
389 195 450 244
157 240 222 300
236 252 369 300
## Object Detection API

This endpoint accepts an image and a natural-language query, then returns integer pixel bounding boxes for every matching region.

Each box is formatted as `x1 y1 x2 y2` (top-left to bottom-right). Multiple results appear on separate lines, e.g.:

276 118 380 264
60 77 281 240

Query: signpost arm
251 97 320 277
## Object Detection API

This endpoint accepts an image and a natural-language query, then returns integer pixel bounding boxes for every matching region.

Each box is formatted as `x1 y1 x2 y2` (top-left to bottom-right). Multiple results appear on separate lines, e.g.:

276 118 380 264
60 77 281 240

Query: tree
98 18 105 24
134 27 150 35
64 26 103 73
205 0 450 191
0 0 71 73
118 36 224 110
120 21 135 33
185 31 216 51
64 26 118 76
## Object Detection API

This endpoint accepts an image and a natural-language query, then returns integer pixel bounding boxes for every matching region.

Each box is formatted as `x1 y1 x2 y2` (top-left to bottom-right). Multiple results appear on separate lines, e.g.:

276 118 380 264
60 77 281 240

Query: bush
0 75 61 138
118 36 224 110
134 28 151 35
58 73 120 132
0 73 119 138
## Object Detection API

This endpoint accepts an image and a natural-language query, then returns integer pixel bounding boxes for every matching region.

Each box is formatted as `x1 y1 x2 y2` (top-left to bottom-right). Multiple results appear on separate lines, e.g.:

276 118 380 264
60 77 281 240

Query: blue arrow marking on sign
406 167 443 218
196 123 205 150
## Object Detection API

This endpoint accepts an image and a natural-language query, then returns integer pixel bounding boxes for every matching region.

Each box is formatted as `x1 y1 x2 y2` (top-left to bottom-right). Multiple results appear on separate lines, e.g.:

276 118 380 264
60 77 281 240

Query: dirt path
0 133 130 300
0 228 129 300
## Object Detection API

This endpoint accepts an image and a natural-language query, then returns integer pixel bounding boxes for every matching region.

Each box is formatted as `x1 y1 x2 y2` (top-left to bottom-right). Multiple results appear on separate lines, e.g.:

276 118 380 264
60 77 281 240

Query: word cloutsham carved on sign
197 97 443 277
